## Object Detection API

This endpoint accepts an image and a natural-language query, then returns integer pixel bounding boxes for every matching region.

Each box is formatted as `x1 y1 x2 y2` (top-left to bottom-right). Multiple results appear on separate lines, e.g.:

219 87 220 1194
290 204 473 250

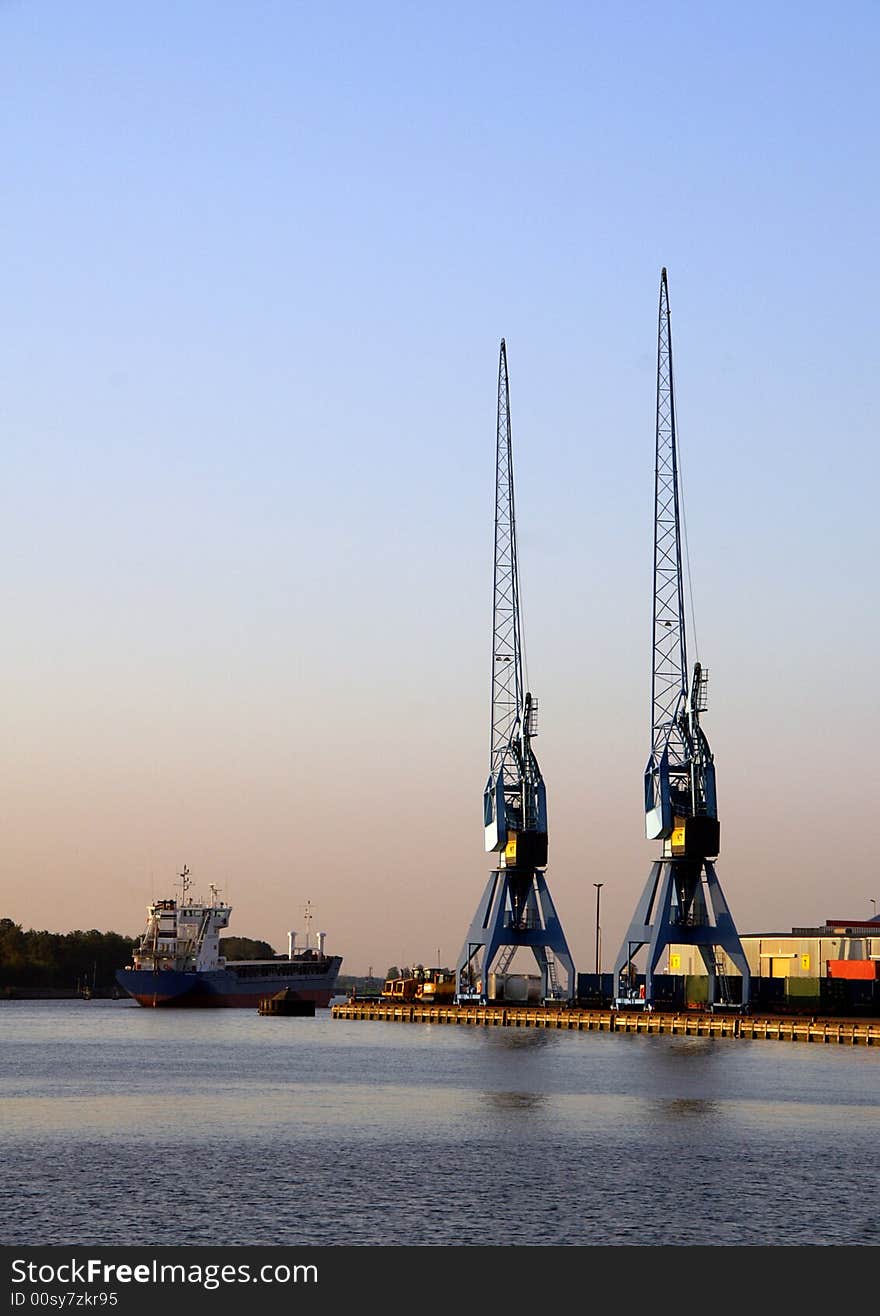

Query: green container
685 974 709 1005
786 976 821 999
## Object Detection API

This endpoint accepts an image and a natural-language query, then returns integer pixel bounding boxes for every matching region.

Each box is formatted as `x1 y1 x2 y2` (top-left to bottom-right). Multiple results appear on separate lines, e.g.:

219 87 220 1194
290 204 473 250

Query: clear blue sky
1 1 878 974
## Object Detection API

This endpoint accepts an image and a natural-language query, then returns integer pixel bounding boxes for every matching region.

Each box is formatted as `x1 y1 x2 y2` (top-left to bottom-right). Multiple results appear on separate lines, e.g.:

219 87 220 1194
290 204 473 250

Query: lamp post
871 899 877 918
593 883 604 976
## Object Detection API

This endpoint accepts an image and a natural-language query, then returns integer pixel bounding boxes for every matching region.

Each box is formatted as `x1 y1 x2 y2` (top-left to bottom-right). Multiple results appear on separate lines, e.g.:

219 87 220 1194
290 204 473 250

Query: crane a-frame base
613 858 751 1009
455 867 575 1004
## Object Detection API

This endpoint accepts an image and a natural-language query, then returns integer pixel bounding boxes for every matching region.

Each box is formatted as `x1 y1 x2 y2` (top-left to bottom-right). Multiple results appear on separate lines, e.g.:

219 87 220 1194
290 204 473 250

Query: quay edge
331 1000 880 1045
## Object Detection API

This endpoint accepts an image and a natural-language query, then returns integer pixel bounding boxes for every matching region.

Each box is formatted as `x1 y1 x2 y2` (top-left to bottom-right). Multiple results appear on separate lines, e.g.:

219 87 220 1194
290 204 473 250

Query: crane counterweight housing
614 270 750 1012
456 340 574 1005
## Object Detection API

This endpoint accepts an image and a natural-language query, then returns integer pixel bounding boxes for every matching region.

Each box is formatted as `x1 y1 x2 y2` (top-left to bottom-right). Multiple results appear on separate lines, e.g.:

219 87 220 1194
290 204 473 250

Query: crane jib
457 338 575 1007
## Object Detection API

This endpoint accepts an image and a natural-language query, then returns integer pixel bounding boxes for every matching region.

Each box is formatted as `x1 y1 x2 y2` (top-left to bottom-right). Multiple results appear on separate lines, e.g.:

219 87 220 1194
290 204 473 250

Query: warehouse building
661 916 880 1010
667 917 880 980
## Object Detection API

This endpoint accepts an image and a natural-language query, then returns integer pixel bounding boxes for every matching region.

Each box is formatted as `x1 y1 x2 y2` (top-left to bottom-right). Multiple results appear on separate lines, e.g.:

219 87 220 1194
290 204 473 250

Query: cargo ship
115 868 342 1008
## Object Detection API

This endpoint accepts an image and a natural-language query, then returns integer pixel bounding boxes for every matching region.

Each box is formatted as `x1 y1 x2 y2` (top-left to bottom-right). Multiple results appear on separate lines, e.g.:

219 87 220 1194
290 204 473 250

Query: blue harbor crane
613 270 751 1011
455 340 576 1005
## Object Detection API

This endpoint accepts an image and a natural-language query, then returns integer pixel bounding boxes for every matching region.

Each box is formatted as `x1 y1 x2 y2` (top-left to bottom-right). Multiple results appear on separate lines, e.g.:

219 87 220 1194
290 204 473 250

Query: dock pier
331 999 880 1045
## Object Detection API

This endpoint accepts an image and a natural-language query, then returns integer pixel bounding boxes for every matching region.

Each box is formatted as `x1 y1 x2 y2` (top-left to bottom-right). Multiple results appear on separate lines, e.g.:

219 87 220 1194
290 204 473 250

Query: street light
871 899 877 919
593 883 604 976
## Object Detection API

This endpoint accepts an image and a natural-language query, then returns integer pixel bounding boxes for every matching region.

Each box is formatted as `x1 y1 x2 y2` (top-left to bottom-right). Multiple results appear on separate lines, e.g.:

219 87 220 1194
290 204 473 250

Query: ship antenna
304 899 312 949
178 864 191 905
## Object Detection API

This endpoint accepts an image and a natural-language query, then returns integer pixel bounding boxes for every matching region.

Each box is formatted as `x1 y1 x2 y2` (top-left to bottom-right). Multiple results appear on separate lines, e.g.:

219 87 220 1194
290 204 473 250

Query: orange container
826 959 879 980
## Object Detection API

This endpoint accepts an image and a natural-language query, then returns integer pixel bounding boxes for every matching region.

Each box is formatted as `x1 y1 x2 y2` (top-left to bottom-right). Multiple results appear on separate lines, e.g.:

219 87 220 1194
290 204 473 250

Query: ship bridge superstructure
132 866 231 974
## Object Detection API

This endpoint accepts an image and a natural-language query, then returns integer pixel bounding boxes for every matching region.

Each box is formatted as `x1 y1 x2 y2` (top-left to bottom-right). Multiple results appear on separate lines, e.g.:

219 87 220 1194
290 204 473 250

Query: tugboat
115 867 342 1008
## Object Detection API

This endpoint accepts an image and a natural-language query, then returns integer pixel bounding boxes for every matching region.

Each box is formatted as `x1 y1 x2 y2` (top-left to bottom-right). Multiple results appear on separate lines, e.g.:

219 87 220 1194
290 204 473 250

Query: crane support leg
612 862 678 1003
613 859 750 1009
455 868 575 1004
704 862 751 1005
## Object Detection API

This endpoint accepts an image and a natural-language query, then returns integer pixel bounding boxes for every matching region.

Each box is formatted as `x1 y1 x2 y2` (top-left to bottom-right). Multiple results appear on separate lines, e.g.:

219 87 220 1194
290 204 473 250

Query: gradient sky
1 2 878 976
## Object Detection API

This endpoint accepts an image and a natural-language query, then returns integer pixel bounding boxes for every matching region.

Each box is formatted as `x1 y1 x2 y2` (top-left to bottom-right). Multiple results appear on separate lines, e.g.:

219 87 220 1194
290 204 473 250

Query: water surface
2 999 878 1246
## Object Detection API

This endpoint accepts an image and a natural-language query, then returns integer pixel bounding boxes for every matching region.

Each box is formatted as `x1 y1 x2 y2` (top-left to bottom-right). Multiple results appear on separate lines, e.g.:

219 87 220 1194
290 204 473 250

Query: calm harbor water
2 998 879 1247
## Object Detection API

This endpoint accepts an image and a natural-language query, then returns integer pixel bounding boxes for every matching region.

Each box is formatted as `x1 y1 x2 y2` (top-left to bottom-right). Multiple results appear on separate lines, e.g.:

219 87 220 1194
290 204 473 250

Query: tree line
0 919 288 994
0 920 451 995
0 918 137 993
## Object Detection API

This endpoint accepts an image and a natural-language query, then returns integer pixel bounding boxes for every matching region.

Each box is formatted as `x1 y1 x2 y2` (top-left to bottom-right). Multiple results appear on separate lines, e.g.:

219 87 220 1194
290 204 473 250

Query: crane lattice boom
483 339 546 863
651 268 688 769
644 269 717 848
489 339 524 782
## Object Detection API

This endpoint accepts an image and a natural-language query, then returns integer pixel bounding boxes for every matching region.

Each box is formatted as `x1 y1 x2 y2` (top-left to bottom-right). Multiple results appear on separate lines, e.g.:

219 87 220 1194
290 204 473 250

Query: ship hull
115 958 342 1009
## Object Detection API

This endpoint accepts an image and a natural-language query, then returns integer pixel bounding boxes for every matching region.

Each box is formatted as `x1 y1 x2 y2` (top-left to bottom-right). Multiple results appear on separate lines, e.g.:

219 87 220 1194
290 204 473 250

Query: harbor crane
613 270 751 1011
455 340 575 1005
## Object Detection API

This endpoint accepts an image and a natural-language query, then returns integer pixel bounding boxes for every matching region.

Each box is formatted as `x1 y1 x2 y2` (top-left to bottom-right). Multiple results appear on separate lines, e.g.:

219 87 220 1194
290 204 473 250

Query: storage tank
508 974 542 1002
490 973 542 1002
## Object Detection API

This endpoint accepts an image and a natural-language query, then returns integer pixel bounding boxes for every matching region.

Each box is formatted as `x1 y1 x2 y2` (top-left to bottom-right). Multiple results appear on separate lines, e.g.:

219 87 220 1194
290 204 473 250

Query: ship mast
177 864 191 905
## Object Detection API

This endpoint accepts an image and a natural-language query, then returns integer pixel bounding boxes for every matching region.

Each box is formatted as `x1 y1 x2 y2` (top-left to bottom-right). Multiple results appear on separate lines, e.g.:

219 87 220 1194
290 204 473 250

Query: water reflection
662 1038 718 1057
482 1090 547 1113
656 1096 720 1120
479 1029 554 1053
4 1002 880 1246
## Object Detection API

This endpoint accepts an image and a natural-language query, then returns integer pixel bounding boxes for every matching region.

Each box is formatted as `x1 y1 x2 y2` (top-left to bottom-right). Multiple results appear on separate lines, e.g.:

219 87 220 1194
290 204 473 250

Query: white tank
503 974 542 1003
487 972 542 1002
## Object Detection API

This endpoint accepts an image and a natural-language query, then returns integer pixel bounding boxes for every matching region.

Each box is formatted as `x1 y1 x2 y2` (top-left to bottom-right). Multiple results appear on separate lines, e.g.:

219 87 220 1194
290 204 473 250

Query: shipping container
576 973 614 1003
786 976 821 998
651 973 686 1006
751 976 785 1006
826 959 878 980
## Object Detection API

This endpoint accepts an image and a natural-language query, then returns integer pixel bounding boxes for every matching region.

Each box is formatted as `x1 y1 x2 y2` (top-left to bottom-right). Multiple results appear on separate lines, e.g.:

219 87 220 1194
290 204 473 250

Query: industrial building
659 917 880 1011
668 917 880 981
